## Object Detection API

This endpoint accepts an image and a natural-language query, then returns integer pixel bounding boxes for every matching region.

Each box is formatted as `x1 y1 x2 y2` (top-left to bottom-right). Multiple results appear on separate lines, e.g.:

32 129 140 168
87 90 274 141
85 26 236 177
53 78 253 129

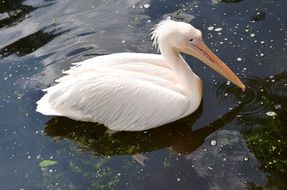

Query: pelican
37 19 245 131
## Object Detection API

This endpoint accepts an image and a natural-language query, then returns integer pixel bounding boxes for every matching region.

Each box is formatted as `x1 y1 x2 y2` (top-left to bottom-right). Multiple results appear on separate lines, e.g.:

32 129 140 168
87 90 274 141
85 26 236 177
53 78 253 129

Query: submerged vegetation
217 72 287 189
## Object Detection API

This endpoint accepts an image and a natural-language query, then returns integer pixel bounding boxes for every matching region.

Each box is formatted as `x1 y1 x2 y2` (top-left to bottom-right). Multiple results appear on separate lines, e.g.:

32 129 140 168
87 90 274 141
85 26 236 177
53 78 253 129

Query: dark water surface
0 0 286 189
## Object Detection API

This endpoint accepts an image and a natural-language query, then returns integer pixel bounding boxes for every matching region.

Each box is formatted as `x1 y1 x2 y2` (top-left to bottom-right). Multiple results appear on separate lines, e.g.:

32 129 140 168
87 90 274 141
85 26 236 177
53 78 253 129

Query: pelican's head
151 19 245 91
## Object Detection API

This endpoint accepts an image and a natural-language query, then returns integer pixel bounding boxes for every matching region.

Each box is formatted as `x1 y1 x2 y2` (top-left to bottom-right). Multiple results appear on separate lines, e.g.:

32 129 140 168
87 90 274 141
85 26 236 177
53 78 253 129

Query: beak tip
241 84 246 91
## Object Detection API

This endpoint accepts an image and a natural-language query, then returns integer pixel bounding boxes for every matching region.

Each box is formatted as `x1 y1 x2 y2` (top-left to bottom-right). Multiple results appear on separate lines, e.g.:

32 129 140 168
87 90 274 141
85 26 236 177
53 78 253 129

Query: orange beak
184 42 245 91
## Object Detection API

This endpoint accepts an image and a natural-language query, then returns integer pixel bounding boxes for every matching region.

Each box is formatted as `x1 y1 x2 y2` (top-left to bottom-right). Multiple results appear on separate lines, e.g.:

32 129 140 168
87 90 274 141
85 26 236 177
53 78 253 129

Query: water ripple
216 77 275 116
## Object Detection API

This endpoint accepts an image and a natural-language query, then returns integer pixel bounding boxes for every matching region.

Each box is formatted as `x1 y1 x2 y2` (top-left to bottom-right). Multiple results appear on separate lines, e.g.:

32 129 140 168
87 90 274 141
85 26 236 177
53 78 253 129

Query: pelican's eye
189 38 194 42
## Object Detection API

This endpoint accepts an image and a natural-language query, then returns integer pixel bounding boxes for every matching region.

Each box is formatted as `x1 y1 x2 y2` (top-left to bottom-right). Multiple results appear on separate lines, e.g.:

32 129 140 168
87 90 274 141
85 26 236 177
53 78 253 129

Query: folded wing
37 69 189 131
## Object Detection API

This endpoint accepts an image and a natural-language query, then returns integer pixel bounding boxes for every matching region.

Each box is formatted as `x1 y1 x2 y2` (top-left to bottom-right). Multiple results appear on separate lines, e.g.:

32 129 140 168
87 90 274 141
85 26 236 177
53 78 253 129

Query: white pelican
37 19 245 131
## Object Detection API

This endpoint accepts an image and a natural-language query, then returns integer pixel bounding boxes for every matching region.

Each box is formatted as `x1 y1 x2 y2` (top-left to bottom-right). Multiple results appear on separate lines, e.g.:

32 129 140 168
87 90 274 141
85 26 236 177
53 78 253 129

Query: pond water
0 0 286 189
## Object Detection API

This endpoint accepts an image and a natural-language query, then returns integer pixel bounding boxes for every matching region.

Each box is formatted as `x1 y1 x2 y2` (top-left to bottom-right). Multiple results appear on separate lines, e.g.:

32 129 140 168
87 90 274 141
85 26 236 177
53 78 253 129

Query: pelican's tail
36 93 63 116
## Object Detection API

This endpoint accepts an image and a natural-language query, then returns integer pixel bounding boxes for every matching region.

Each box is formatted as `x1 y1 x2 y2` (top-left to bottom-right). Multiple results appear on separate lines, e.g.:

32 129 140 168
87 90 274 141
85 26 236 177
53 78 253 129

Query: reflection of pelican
37 19 245 131
44 104 242 155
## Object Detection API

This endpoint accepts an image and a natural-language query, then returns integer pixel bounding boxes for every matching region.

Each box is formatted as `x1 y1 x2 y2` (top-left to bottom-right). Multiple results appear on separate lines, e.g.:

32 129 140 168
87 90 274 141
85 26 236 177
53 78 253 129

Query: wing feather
37 70 189 131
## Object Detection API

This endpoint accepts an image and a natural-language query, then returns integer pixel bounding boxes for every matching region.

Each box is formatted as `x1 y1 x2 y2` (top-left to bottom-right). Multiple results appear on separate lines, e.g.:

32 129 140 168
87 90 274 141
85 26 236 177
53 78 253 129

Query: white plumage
37 20 245 131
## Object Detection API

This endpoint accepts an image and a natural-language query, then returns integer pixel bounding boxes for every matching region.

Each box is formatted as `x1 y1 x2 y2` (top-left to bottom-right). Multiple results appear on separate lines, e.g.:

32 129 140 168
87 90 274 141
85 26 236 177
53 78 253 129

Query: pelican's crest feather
150 19 176 50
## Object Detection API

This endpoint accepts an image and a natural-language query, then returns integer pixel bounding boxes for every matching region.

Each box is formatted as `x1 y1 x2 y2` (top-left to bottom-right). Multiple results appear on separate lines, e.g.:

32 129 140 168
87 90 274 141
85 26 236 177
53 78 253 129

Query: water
0 0 286 189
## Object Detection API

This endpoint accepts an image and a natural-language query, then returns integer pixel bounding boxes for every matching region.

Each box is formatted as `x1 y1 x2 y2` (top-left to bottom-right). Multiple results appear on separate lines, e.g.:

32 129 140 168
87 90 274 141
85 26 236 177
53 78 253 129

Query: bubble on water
16 92 24 99
243 157 249 162
266 111 277 117
237 57 242 61
121 40 126 44
214 27 222 32
143 4 150 9
208 26 214 31
275 104 282 109
260 53 264 57
252 11 266 22
250 33 256 37
208 166 213 170
211 140 217 146
177 178 181 182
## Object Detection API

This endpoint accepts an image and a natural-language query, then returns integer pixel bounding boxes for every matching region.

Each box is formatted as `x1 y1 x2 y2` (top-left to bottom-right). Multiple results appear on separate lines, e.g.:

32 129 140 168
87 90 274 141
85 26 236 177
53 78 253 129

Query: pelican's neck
159 43 198 88
160 45 190 75
159 43 202 114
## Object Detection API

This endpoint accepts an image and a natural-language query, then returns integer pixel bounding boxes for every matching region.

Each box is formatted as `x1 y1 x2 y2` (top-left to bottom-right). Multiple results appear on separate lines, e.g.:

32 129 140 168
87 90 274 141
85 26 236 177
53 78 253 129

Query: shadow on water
0 0 58 58
44 103 242 156
0 25 68 58
217 71 287 189
0 0 35 29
